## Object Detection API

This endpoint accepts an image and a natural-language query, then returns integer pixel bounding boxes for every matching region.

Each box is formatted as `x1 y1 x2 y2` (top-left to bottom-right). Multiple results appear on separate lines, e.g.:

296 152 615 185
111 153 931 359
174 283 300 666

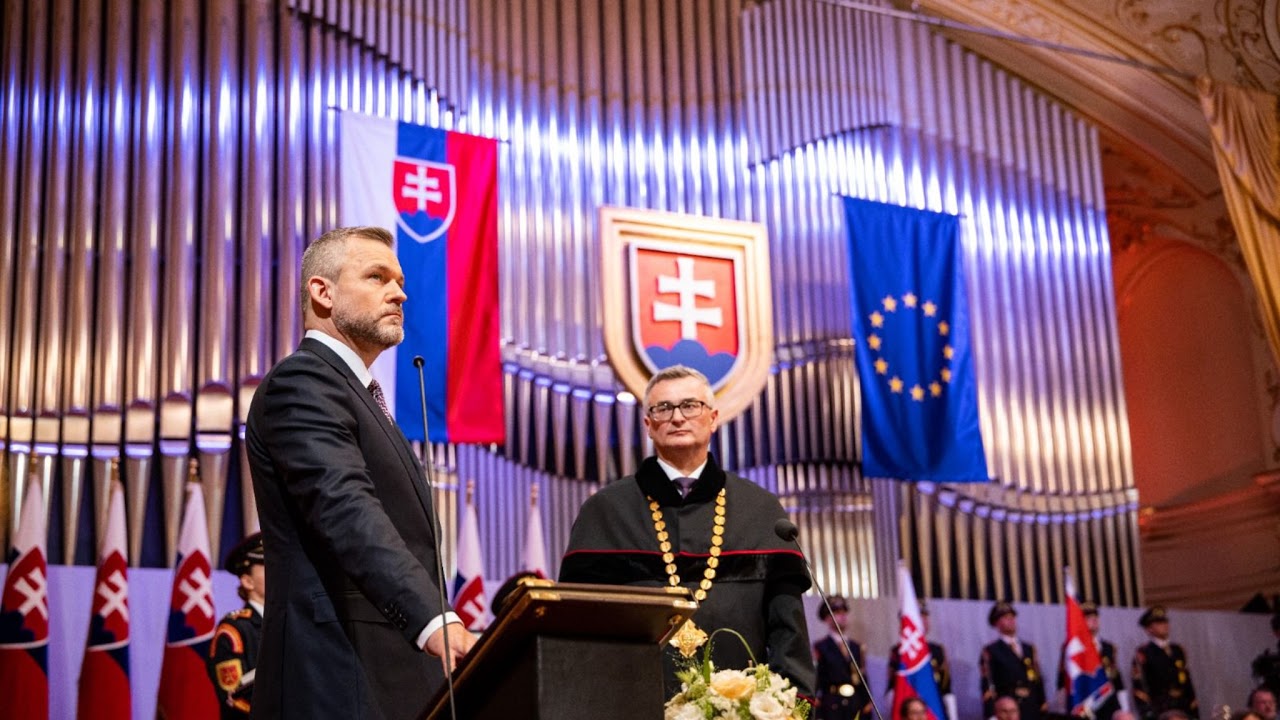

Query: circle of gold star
866 291 953 402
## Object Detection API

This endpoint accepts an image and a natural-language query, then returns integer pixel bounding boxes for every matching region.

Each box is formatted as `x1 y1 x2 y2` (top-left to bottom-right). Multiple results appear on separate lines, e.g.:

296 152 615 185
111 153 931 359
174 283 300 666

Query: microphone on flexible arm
774 519 884 720
413 355 457 720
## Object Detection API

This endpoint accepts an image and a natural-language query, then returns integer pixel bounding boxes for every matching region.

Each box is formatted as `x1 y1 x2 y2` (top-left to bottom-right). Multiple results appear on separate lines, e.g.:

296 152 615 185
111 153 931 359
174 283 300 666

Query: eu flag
842 196 988 482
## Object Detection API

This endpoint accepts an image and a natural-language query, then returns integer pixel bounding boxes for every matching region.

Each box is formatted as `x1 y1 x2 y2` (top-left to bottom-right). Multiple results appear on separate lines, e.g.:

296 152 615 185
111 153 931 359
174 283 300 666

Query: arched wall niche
1114 236 1268 508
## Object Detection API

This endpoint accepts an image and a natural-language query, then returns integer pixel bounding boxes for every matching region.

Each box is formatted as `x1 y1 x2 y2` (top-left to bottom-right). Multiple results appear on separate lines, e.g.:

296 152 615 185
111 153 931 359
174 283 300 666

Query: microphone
414 355 457 720
774 519 884 720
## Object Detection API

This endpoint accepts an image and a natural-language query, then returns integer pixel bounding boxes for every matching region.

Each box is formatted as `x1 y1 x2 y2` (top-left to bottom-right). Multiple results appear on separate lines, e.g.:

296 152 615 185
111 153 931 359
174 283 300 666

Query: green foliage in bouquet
664 628 812 720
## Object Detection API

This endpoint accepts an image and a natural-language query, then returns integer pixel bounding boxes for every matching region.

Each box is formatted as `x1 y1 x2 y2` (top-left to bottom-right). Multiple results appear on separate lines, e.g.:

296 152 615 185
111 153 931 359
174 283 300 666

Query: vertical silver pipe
0 1 23 446
9 0 49 447
67 0 105 451
37 0 74 451
160 0 200 446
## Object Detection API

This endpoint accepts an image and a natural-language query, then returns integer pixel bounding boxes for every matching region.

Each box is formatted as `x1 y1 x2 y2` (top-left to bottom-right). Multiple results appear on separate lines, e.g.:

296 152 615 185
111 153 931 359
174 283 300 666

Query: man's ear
307 276 333 312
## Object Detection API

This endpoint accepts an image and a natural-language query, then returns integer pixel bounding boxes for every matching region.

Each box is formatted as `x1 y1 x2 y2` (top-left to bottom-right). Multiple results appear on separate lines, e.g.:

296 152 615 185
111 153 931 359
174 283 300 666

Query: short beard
333 304 404 350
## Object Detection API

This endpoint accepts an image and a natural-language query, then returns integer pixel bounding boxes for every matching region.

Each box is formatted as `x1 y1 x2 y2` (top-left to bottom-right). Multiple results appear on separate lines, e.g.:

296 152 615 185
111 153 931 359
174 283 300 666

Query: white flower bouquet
664 628 811 720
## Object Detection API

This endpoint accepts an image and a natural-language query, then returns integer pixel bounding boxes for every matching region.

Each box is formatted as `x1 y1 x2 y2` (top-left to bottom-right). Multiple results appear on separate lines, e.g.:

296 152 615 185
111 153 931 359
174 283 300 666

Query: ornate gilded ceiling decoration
1113 0 1280 91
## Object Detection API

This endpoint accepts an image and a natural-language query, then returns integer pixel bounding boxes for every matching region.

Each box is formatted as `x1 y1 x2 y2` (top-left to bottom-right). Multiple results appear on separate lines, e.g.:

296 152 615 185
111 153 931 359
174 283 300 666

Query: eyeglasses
646 399 711 422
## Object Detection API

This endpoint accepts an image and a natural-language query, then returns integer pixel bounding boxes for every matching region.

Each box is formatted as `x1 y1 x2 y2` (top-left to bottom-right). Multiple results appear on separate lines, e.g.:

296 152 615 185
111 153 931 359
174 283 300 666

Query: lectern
423 581 697 719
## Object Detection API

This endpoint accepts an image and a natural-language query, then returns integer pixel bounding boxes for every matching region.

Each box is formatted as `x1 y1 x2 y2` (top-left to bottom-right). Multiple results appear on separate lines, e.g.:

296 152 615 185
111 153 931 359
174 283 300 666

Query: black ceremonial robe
559 455 816 699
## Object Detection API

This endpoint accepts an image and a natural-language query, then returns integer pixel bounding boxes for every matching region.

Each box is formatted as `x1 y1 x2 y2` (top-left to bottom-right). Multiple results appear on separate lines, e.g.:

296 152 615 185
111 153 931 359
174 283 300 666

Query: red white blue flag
1064 571 1113 716
156 483 219 719
451 490 488 630
339 112 504 444
892 563 946 720
0 473 49 719
77 477 132 720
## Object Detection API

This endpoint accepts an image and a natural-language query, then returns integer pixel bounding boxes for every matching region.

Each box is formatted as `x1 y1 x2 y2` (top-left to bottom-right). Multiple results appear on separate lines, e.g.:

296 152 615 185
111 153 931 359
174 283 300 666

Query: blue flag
842 197 988 482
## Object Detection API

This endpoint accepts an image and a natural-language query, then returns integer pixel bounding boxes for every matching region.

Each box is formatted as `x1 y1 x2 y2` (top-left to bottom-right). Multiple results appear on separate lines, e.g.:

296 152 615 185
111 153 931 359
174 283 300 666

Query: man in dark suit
247 226 476 719
980 601 1046 720
1132 606 1198 719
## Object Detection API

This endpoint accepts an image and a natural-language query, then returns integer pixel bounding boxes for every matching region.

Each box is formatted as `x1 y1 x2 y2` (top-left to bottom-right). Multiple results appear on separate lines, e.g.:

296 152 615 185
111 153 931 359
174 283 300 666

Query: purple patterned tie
675 476 696 497
367 379 394 422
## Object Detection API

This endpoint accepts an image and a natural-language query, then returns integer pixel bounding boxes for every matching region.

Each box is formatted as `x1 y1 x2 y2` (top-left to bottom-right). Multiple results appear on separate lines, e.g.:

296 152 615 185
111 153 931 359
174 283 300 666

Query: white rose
749 692 791 720
664 701 704 720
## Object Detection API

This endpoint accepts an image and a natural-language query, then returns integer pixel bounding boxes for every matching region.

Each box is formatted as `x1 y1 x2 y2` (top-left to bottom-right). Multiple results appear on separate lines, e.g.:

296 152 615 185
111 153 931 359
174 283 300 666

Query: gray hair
300 226 394 315
643 365 714 406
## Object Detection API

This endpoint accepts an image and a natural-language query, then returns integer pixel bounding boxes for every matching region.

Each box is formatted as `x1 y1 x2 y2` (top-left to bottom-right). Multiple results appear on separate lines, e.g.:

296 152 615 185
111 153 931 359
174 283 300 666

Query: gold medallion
670 618 709 658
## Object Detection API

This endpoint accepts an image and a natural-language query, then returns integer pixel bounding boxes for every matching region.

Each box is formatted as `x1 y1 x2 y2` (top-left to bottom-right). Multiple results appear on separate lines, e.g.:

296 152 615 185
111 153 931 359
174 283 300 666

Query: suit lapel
299 338 439 523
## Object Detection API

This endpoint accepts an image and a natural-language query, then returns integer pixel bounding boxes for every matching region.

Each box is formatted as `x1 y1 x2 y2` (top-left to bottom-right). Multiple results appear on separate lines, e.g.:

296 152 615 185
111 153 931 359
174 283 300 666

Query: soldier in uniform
980 601 1046 720
1131 606 1198 719
813 596 873 720
207 532 265 719
1057 602 1126 719
887 600 952 713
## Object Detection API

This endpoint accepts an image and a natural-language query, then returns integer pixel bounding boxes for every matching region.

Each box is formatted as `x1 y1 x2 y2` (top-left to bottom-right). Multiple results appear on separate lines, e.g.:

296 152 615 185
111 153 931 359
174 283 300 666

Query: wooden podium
423 581 697 719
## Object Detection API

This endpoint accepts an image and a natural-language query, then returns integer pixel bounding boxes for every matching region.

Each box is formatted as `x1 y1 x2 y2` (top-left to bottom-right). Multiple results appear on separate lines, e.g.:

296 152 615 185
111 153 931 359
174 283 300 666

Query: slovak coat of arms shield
600 206 773 423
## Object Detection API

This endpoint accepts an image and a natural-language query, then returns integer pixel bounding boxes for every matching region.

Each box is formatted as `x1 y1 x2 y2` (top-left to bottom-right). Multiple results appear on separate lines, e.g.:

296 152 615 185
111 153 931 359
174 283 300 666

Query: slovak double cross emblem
600 206 773 423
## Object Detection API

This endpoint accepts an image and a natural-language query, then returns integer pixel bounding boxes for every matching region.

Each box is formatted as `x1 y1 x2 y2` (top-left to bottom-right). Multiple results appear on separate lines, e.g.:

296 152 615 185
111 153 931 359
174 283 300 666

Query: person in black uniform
1252 614 1280 700
1131 606 1198 719
1057 602 1125 719
813 596 872 720
207 532 265 718
980 601 1046 720
887 600 952 713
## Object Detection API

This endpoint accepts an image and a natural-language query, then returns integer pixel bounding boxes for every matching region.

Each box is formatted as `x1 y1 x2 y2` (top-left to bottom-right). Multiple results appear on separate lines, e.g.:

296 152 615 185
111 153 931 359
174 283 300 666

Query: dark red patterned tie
367 379 394 422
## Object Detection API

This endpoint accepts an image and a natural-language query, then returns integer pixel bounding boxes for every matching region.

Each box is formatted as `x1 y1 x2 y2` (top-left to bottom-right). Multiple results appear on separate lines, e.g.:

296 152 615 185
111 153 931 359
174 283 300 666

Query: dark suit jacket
247 337 448 720
981 638 1047 720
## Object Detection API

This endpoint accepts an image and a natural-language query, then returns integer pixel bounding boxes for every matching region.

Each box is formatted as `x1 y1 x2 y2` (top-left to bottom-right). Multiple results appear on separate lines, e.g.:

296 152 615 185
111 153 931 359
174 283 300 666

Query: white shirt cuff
416 612 463 653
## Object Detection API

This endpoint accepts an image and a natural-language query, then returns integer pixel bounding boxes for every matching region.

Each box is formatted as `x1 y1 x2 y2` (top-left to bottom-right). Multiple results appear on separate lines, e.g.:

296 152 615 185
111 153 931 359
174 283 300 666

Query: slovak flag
451 488 488 630
156 483 219 719
1063 571 1113 716
77 477 132 720
892 563 946 720
339 111 504 444
0 473 50 719
521 484 548 578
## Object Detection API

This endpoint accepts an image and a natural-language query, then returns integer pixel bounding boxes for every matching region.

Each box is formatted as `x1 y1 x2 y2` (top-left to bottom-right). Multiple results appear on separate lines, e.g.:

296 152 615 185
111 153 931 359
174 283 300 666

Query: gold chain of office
646 488 727 602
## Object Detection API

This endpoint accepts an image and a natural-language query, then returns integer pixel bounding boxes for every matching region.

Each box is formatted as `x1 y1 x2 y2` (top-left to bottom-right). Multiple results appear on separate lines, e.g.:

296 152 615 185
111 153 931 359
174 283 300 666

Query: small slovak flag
1063 570 1113 716
521 483 548 578
0 470 50 719
451 484 489 630
156 481 219 719
77 474 132 720
891 562 947 720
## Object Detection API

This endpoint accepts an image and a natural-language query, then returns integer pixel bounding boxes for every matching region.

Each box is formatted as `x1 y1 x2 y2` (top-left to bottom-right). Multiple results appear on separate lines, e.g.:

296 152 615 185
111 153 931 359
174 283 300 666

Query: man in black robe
559 365 815 699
